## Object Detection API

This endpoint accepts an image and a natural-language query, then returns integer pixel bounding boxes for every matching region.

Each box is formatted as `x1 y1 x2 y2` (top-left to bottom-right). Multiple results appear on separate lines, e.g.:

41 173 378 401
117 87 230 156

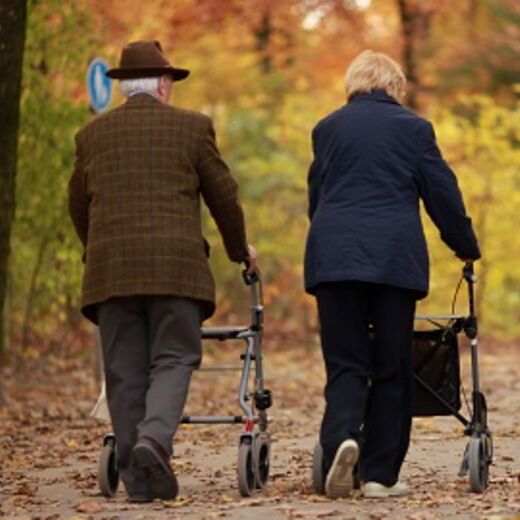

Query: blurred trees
421 94 520 338
6 0 520 355
9 0 93 351
394 0 520 105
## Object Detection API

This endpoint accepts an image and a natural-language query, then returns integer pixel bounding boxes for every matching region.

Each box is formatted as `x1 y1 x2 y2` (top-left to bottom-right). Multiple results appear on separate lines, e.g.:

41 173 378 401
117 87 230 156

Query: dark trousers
97 295 202 495
315 281 416 487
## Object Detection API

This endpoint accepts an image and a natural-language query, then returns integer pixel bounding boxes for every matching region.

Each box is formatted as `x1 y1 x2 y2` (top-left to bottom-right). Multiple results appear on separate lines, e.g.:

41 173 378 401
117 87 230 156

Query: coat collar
124 93 163 107
348 89 401 106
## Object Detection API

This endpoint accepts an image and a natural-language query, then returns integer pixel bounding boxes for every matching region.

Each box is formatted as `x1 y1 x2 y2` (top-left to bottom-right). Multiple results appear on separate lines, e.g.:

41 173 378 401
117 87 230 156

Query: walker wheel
238 439 256 497
312 442 325 494
254 432 271 489
468 434 490 493
98 439 119 497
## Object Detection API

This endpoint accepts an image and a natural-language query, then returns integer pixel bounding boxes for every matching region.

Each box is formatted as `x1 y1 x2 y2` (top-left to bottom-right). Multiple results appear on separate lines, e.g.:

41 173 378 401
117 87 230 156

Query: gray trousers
97 295 202 495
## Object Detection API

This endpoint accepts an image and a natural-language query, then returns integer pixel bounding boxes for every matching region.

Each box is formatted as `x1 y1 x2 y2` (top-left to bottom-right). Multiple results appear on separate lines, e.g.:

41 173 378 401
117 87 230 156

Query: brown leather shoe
133 436 178 500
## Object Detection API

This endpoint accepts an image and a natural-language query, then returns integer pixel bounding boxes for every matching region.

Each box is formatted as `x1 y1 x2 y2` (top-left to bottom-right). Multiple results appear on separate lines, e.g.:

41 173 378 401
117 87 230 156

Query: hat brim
105 66 190 81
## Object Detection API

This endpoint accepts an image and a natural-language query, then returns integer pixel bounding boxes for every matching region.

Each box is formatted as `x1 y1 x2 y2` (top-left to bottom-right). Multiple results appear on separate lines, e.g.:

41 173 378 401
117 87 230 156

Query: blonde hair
345 50 406 102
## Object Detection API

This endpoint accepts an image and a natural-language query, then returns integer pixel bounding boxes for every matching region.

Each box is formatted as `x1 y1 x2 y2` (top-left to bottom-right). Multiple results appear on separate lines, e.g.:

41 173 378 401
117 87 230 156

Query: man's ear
157 76 165 96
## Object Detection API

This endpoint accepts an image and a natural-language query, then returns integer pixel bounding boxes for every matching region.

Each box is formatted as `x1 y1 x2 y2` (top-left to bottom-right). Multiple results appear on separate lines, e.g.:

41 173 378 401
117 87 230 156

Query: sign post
86 57 113 113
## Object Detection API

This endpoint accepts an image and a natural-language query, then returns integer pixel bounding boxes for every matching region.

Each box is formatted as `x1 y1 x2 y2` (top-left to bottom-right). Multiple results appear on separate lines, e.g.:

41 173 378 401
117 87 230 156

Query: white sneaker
364 481 409 498
324 439 359 499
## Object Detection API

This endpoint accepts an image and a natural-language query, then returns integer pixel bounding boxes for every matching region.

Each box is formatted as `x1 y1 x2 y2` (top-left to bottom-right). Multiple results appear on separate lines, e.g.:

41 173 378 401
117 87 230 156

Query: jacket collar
348 89 401 106
124 92 163 107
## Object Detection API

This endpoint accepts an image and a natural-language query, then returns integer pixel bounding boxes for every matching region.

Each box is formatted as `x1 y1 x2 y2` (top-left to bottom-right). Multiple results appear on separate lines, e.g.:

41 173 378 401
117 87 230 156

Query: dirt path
1 339 519 519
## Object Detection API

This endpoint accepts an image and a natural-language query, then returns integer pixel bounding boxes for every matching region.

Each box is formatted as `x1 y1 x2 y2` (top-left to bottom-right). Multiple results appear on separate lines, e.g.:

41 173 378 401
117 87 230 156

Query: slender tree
396 0 435 109
0 0 28 362
396 0 420 109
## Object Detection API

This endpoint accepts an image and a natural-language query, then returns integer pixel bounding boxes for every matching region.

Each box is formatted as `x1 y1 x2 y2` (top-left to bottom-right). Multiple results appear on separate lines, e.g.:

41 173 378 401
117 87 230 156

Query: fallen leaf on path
277 506 340 518
14 484 37 495
220 494 236 503
406 513 435 520
162 497 194 507
75 501 104 513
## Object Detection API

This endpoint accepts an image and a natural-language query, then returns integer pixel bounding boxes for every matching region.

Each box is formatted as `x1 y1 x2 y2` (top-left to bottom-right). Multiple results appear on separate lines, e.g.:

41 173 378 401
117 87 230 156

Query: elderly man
68 40 256 502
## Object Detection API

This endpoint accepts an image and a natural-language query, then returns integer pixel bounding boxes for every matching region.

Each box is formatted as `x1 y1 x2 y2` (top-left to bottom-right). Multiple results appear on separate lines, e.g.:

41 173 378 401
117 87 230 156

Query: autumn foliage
6 0 520 356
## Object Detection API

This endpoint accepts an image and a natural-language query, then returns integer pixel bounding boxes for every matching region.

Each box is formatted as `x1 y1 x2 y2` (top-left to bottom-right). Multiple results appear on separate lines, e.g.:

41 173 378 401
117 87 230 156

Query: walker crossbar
181 415 259 424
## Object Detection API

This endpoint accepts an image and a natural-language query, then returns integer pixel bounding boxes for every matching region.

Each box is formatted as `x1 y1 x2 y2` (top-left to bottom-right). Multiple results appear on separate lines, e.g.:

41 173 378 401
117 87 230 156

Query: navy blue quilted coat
304 90 480 298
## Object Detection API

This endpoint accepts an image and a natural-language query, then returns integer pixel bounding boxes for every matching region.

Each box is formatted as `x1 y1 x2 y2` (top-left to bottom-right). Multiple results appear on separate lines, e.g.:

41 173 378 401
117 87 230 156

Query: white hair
119 77 161 98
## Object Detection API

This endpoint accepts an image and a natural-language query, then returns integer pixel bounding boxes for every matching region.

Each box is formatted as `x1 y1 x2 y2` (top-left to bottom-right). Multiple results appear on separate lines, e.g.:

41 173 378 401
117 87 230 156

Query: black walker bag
412 328 461 417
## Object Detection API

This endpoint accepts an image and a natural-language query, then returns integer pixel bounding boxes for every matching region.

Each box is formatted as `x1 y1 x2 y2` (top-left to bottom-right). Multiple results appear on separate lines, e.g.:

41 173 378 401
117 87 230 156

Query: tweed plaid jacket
68 94 249 323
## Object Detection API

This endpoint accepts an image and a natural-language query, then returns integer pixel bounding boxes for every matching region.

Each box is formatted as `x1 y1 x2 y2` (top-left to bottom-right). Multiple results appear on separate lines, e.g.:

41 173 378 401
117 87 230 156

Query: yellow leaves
422 95 520 336
220 494 236 503
4 455 33 469
22 347 41 360
483 517 520 520
161 496 194 507
65 438 78 448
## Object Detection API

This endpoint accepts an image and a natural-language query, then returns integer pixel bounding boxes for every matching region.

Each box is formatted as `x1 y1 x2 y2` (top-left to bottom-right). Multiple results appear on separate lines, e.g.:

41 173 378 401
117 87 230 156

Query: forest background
4 0 520 363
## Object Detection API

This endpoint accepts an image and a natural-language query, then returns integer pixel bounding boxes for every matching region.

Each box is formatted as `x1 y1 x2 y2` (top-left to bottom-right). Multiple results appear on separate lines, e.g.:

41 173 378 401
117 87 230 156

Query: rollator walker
97 267 272 498
312 262 493 494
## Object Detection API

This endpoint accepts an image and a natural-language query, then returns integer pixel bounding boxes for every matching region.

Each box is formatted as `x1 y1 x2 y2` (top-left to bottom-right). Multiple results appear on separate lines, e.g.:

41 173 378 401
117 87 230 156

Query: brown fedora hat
106 40 190 81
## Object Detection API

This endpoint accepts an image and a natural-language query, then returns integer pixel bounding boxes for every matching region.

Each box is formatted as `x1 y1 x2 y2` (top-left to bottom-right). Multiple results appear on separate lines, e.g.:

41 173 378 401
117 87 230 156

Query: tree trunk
255 10 272 74
396 0 420 109
0 1 28 365
22 233 50 348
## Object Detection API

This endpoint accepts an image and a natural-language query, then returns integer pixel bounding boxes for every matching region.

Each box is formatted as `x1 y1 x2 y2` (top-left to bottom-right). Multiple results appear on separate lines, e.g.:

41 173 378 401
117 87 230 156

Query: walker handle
242 261 260 286
463 262 476 284
463 262 477 320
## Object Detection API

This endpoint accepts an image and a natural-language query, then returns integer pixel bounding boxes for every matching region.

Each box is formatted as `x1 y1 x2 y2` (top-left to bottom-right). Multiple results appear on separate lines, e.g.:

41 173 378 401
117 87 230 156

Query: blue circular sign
86 58 113 113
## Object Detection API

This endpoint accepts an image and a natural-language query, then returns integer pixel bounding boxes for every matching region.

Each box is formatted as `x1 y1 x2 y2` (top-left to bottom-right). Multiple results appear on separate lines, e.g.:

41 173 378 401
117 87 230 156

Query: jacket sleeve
68 133 90 250
416 121 481 260
308 126 322 220
196 116 249 263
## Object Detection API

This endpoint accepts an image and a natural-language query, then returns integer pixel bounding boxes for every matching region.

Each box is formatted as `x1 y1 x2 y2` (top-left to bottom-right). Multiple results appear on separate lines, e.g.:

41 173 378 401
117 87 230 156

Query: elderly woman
304 50 480 499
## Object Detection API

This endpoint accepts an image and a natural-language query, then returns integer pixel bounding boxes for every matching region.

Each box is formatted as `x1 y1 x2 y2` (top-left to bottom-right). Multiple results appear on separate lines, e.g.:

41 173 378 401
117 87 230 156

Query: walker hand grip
463 262 476 284
242 260 260 285
242 266 260 286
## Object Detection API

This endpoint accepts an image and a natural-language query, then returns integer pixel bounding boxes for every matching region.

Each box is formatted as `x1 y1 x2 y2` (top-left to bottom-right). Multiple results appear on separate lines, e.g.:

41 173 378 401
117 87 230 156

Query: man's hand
246 244 257 274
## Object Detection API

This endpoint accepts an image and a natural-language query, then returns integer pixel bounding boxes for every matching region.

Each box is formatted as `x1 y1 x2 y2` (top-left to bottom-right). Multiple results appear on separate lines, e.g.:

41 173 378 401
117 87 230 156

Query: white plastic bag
91 380 110 422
